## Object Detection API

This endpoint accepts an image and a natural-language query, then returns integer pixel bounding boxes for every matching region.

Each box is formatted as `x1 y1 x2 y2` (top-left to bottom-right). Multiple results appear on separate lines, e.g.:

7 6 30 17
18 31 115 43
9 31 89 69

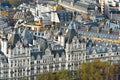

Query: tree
18 78 28 80
77 59 115 80
36 71 56 80
56 70 73 80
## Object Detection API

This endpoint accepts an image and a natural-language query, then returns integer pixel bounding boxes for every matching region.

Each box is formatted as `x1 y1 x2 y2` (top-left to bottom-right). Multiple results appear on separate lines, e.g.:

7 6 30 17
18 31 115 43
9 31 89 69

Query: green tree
56 70 73 80
77 59 115 80
36 71 56 80
18 78 28 80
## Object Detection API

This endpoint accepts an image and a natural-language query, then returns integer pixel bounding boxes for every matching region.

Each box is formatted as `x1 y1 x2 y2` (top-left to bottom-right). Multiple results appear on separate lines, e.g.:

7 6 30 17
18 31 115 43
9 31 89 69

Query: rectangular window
18 51 20 54
38 33 40 35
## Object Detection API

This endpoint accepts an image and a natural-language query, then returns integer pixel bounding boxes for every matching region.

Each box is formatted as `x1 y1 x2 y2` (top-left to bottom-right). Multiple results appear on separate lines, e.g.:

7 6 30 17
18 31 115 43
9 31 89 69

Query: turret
65 43 70 53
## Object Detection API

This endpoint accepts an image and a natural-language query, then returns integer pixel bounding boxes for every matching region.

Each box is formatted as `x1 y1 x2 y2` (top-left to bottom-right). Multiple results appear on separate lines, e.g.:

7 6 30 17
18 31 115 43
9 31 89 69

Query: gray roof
31 52 43 60
52 49 65 57
13 11 34 22
8 29 30 49
74 2 89 12
37 38 48 52
52 44 64 50
68 21 77 30
30 44 65 59
66 21 78 44
78 26 119 40
8 30 22 48
0 19 8 29
21 28 33 44
94 14 105 19
86 41 120 55
13 12 25 20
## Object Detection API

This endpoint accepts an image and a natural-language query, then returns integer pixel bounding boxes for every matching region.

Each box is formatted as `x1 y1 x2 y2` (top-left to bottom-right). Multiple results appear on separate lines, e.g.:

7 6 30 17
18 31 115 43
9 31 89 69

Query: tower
100 0 105 14
1 32 8 56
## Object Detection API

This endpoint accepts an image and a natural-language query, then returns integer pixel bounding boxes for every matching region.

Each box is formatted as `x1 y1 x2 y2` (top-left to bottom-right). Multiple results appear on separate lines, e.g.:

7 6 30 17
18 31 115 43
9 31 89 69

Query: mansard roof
8 30 22 48
8 29 30 49
13 11 34 21
52 49 65 58
78 26 119 40
86 41 120 55
30 44 65 59
66 21 78 44
31 51 43 60
21 28 33 44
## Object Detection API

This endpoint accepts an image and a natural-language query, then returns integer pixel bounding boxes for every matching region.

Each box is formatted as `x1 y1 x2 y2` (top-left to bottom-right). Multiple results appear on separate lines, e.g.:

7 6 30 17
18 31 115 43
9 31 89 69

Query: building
51 10 74 23
0 51 8 80
99 0 120 19
0 20 120 80
58 0 99 14
13 11 34 23
0 20 85 80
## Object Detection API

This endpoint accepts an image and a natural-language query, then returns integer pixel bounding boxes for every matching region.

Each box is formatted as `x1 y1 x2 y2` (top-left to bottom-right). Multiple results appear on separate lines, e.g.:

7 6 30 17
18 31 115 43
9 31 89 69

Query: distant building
58 0 99 14
99 0 120 19
13 11 34 23
51 10 74 23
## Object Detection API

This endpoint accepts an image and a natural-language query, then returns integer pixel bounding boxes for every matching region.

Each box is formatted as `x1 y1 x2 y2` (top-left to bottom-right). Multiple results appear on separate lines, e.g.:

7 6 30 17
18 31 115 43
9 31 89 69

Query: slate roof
21 28 33 44
86 41 120 55
8 30 22 48
8 29 30 49
83 21 100 27
68 21 77 30
31 43 65 59
31 52 43 60
13 12 25 20
52 49 65 57
0 19 8 29
40 42 65 58
93 14 105 19
78 26 119 40
13 11 34 22
65 21 77 44
57 10 73 23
